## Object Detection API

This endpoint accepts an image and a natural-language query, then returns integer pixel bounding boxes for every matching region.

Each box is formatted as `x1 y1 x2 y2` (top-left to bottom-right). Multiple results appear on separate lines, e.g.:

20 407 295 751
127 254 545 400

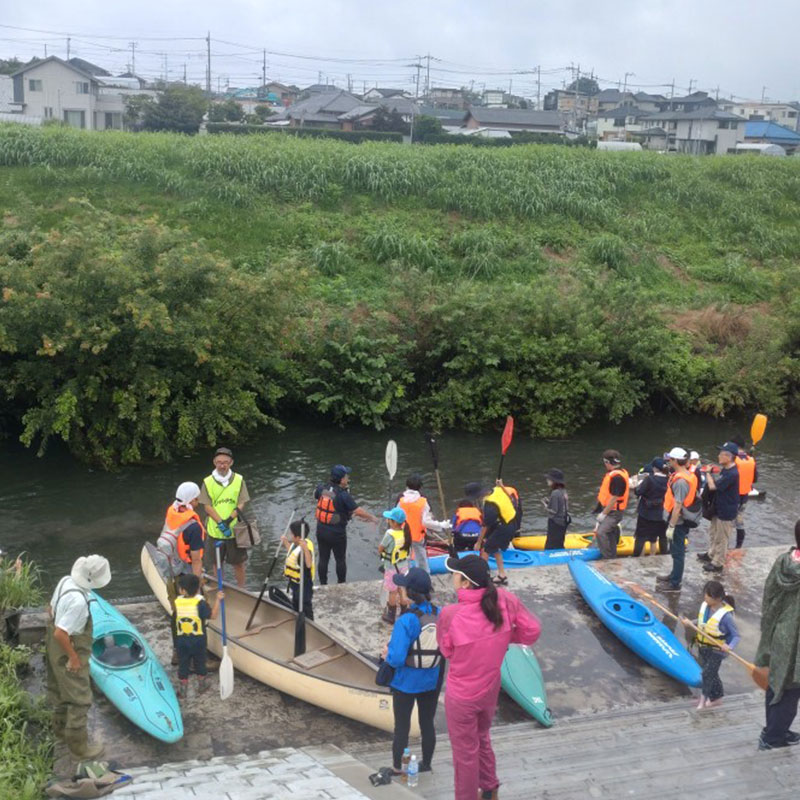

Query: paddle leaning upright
213 542 234 700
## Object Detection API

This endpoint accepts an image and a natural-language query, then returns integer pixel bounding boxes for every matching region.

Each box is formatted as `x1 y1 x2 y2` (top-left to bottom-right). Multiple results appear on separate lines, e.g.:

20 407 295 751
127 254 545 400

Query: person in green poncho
754 520 800 750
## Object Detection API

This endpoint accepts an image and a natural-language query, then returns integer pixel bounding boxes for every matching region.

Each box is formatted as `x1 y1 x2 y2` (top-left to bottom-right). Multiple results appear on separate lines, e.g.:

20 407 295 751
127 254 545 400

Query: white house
595 105 651 141
10 56 127 130
640 109 744 155
718 100 800 132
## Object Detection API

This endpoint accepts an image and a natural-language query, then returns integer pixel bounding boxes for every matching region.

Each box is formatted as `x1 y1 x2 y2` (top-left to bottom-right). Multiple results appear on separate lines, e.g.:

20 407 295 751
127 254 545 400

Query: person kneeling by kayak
379 507 412 624
474 484 518 586
282 519 315 620
174 573 222 699
451 483 485 552
439 555 541 800
382 567 443 777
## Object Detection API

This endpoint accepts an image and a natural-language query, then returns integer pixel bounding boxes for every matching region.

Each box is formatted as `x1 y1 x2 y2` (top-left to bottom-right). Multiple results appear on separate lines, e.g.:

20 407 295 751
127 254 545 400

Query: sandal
492 575 508 586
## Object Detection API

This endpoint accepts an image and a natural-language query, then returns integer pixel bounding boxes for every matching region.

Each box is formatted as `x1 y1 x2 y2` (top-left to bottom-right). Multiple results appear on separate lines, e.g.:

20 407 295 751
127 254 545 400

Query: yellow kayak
511 533 660 556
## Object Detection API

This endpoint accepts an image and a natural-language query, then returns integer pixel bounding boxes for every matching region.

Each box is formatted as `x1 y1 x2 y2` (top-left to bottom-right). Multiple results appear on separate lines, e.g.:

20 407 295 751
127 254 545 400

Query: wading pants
446 678 502 800
46 620 93 738
595 511 622 559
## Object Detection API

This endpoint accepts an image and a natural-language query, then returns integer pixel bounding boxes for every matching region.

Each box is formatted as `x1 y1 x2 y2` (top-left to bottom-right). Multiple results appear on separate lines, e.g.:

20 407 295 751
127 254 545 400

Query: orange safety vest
315 487 341 526
597 468 630 511
663 472 698 514
159 505 205 565
454 506 483 528
735 455 756 495
398 496 427 543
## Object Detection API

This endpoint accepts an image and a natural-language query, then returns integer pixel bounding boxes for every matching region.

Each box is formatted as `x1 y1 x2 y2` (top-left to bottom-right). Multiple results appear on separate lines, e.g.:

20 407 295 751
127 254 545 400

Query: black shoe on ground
758 733 788 751
656 574 673 583
696 552 711 563
703 563 723 573
419 763 433 773
661 583 682 592
785 730 800 745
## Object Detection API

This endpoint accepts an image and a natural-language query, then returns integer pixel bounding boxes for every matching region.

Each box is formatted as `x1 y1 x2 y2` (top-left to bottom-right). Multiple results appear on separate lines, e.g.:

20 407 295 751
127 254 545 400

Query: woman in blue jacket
382 567 443 774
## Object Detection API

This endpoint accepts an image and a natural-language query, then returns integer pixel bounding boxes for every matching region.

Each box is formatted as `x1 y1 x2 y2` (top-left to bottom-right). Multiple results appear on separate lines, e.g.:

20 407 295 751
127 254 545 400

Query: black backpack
701 489 717 521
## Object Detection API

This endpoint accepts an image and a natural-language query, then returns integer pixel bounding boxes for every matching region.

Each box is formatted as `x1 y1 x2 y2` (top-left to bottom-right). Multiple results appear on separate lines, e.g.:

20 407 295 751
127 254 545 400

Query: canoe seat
292 643 347 670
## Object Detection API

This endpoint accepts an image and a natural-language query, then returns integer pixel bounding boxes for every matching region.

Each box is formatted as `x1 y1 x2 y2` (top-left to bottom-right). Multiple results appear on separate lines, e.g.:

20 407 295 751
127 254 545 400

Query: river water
3 415 797 599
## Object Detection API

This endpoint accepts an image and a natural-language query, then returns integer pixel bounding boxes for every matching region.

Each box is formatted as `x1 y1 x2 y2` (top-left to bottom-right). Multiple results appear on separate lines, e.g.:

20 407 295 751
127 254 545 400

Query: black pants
289 580 314 620
763 686 800 746
316 529 347 584
176 636 207 679
392 686 440 769
633 533 668 557
544 519 567 550
453 533 479 552
698 646 725 700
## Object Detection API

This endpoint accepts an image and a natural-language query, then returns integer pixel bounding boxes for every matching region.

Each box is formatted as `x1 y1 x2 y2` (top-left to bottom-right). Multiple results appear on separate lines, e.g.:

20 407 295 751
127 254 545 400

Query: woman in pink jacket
439 554 541 800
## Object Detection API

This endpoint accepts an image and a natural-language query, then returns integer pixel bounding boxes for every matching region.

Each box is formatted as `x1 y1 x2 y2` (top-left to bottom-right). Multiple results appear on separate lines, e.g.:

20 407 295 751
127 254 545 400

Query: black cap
330 464 351 481
463 481 486 499
445 554 490 588
545 468 565 483
718 441 739 457
392 567 432 594
214 447 233 458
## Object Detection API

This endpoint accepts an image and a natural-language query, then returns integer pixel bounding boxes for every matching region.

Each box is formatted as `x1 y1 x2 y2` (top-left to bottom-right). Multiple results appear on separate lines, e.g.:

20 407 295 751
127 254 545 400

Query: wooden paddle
245 508 295 630
385 439 398 507
427 433 449 532
624 581 769 691
750 413 768 449
497 415 514 481
214 542 234 699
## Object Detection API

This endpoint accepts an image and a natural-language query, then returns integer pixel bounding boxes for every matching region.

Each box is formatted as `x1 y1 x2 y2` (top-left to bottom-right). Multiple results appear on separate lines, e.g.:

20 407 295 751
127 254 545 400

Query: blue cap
650 457 667 472
393 567 432 593
330 464 351 481
718 441 739 457
383 507 407 524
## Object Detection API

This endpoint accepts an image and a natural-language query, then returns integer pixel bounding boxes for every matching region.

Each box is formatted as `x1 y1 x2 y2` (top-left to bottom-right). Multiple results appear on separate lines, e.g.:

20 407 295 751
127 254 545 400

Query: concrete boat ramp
31 545 800 798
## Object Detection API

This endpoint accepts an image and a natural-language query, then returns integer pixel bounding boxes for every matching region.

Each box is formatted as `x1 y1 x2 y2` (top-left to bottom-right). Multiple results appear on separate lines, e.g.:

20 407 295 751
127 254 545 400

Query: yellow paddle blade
750 414 768 446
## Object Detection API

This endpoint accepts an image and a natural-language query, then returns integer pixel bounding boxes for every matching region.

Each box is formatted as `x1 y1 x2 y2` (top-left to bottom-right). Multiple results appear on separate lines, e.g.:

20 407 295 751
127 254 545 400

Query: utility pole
66 37 71 59
761 85 767 103
206 32 211 95
623 71 634 94
318 70 322 84
129 42 136 74
425 53 431 98
670 79 675 101
183 63 187 84
44 44 48 57
713 85 720 101
573 63 580 131
262 49 266 90
536 65 541 109
347 74 352 93
162 53 168 83
688 78 696 93
413 57 422 99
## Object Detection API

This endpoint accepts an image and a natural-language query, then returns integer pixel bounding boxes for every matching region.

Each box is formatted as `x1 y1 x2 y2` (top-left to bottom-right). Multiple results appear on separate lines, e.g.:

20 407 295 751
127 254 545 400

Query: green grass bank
1 125 800 466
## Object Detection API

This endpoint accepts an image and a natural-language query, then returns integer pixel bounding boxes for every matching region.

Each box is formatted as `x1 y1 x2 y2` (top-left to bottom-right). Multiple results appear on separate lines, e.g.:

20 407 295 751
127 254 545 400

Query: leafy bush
206 124 403 142
586 233 629 271
0 555 42 611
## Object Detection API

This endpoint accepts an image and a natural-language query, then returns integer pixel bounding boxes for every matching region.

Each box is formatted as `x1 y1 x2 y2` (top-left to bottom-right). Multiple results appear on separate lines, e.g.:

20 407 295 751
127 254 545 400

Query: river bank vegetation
1 125 799 466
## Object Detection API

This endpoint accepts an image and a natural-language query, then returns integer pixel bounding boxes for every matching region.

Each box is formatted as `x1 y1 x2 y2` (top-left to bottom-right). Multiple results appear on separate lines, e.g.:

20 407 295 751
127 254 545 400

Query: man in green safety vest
199 447 250 587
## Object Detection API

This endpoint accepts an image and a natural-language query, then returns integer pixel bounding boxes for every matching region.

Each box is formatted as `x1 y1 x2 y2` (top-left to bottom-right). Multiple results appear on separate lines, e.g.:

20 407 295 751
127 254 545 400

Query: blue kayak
429 548 536 575
428 547 599 574
90 592 184 743
568 560 701 688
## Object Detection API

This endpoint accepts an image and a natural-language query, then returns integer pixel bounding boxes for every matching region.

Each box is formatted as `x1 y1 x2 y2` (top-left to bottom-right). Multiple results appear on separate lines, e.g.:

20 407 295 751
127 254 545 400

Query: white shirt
50 577 91 636
399 489 447 531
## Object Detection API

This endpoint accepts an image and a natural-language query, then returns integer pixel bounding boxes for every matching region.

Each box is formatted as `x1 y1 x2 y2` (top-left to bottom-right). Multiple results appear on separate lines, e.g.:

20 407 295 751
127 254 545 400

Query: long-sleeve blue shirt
386 601 441 694
701 605 741 650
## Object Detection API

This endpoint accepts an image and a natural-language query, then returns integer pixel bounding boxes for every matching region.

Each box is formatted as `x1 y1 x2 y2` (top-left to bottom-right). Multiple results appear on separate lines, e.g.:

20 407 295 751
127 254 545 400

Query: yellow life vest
284 540 316 583
174 595 205 637
203 473 244 539
381 528 410 567
484 486 517 525
696 602 734 647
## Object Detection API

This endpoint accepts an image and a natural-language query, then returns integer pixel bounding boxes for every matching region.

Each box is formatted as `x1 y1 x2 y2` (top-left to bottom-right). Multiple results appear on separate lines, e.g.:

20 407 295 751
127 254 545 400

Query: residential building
595 105 651 141
426 87 469 110
417 104 465 132
543 89 598 128
632 91 668 113
640 108 744 154
363 87 412 102
10 56 128 130
595 88 635 113
265 81 299 107
0 75 14 112
463 107 563 134
482 89 506 107
664 91 717 113
270 90 363 129
743 120 800 154
339 97 421 130
718 100 800 132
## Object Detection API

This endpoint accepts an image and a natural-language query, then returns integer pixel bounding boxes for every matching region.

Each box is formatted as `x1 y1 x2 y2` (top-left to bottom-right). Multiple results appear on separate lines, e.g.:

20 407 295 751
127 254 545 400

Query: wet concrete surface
26 544 787 773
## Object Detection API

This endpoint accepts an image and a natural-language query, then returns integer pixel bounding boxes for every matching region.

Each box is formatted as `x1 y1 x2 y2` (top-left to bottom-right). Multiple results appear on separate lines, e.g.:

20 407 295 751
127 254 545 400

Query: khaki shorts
203 536 248 572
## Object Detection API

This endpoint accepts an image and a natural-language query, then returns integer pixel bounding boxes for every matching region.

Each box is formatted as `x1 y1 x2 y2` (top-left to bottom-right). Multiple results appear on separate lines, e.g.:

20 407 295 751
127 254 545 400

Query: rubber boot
197 675 209 695
171 648 179 666
64 728 105 761
481 789 499 800
381 605 397 625
178 679 189 699
52 709 67 741
735 528 745 549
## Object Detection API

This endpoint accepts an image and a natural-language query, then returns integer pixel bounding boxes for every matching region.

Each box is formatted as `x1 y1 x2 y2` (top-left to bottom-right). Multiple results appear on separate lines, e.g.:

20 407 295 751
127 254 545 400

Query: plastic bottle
401 748 410 783
407 755 419 787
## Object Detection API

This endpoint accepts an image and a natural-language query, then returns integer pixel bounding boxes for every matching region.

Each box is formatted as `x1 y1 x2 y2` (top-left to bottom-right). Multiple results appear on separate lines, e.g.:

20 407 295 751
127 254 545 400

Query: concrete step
347 692 800 799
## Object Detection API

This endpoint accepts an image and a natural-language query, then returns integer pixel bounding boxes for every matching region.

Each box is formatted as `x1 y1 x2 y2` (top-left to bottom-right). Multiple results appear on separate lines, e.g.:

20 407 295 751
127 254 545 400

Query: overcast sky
3 1 798 102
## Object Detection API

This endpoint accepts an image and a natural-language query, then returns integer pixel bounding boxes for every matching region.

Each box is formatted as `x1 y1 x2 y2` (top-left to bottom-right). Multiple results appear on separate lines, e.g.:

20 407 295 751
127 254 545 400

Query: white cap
689 451 700 461
665 446 689 460
175 481 201 506
71 555 111 590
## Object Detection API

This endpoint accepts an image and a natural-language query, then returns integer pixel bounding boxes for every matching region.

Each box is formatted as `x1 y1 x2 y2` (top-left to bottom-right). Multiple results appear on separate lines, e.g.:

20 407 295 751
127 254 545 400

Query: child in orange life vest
378 507 412 625
173 573 223 699
682 580 740 710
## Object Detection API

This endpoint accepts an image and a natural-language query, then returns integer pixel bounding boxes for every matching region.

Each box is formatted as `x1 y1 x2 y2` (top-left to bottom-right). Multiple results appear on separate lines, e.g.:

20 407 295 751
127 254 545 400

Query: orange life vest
315 487 341 526
663 472 698 514
159 505 205 565
735 455 756 495
398 495 427 543
454 506 483 528
597 468 630 511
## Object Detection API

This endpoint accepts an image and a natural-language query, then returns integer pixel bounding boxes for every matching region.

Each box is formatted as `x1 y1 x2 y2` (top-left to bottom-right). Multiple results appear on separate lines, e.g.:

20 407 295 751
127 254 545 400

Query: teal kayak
568 560 702 688
89 592 183 743
428 549 535 574
501 644 553 727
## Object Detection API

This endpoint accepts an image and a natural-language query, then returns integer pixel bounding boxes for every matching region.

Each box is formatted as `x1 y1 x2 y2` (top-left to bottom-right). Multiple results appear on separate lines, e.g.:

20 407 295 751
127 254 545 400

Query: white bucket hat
174 481 201 507
664 446 689 460
71 555 111 590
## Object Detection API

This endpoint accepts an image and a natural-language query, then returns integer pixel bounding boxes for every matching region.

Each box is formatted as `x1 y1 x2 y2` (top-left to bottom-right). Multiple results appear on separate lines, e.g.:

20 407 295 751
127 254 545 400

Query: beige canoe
141 542 415 735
